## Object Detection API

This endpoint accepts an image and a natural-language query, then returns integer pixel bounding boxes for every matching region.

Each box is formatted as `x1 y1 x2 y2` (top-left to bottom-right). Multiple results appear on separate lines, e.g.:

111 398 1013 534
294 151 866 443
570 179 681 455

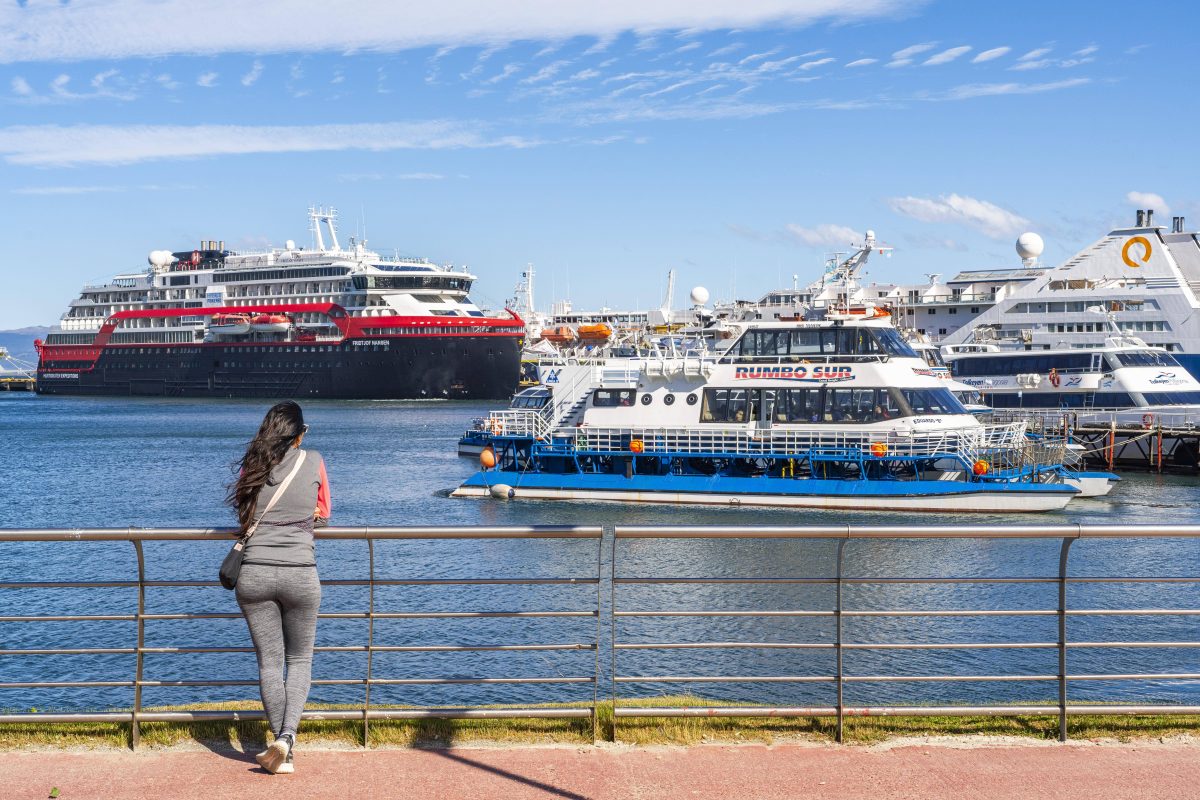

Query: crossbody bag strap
242 450 308 540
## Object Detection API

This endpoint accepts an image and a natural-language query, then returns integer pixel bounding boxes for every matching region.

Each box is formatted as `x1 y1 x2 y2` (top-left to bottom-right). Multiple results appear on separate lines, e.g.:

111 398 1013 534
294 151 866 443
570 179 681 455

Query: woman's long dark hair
227 401 305 532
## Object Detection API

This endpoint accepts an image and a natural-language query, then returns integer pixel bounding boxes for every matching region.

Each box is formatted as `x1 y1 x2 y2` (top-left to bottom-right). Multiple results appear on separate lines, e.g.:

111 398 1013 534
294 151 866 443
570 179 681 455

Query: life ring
1048 369 1060 388
1142 413 1154 429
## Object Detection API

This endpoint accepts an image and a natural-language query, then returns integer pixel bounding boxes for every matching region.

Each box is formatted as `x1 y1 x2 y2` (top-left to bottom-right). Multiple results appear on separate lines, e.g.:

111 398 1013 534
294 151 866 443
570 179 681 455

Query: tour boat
453 313 1108 513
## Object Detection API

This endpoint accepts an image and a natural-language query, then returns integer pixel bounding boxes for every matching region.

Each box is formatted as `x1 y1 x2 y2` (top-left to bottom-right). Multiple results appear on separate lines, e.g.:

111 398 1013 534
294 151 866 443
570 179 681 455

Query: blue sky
1 0 1196 327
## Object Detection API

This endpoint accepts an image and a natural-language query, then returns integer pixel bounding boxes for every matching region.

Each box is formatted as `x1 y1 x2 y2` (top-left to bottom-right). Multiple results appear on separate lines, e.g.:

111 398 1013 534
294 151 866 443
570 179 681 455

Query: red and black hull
37 335 522 399
35 303 524 400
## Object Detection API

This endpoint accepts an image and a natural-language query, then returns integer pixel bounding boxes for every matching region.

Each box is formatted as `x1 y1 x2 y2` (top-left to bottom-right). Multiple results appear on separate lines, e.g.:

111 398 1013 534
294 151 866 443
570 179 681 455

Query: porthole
686 393 698 406
640 394 652 406
664 393 676 406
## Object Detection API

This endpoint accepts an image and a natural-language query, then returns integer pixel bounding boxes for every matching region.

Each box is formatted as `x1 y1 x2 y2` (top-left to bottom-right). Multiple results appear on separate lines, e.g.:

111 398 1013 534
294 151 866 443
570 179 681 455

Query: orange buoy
870 442 887 457
630 439 645 454
973 460 989 476
480 447 496 469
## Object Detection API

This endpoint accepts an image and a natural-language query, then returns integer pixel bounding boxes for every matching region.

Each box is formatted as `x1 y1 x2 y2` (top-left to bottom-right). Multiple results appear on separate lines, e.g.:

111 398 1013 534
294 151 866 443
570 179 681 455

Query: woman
227 401 330 775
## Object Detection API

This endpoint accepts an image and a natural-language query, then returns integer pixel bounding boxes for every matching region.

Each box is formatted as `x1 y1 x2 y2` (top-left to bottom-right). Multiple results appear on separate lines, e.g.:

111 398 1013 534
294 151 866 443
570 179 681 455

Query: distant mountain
0 327 48 365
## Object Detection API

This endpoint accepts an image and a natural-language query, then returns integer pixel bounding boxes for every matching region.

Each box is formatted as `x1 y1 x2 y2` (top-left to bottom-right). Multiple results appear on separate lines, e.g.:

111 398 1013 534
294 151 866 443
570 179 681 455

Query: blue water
1 392 1198 714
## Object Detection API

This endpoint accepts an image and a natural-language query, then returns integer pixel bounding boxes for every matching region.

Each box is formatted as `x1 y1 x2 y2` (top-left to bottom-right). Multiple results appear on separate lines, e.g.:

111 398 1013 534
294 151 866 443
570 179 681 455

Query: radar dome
285 239 296 250
1015 232 1044 261
690 286 710 306
147 249 174 268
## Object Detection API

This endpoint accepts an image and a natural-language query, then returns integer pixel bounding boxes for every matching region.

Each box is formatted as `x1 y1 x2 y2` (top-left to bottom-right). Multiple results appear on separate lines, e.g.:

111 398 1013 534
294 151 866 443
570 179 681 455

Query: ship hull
36 335 522 400
451 472 1078 512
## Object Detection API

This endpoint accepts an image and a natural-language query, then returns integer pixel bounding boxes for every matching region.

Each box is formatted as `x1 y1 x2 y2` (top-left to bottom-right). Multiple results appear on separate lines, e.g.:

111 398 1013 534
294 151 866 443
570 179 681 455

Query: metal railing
4 525 1200 747
611 525 1200 743
0 526 603 748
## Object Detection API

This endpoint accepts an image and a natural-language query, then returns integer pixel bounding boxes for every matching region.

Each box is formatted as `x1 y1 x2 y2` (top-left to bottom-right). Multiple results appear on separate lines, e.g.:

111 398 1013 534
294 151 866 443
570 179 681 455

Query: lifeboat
576 323 613 341
542 325 576 344
250 313 291 333
208 313 251 335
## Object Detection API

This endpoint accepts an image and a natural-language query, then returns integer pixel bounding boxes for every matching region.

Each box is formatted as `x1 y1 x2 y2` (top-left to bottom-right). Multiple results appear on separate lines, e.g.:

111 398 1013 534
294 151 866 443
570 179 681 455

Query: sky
1 0 1196 328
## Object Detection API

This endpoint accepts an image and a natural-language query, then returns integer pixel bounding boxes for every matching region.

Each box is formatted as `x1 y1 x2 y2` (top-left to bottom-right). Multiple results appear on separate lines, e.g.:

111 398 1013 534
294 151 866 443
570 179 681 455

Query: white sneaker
276 749 295 775
258 737 291 774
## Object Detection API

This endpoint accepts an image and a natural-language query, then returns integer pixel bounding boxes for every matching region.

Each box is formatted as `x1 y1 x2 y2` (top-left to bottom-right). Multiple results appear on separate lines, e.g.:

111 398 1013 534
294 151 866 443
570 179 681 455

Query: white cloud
483 63 521 84
708 43 743 57
0 121 543 167
397 172 446 180
197 71 218 87
923 45 970 66
784 223 862 247
1017 47 1052 61
11 76 33 96
1127 191 1169 215
798 57 835 70
885 59 912 68
971 46 1010 63
935 77 1090 101
241 60 263 86
675 41 701 53
845 58 877 67
520 59 570 84
887 193 1029 239
1074 44 1098 56
1009 59 1051 71
155 73 180 90
892 42 937 59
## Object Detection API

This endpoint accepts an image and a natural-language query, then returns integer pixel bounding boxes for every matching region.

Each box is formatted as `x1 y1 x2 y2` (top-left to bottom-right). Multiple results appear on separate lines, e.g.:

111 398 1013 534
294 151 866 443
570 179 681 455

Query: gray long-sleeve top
242 447 330 567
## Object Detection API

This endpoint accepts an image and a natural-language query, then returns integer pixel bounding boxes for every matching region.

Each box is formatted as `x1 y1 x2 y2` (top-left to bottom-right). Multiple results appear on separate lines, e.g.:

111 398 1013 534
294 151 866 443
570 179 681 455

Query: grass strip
1 696 1197 750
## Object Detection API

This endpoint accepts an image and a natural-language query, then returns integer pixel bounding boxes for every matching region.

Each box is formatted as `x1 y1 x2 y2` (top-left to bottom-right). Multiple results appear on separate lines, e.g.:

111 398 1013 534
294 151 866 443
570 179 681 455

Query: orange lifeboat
576 323 613 341
542 325 576 344
250 313 291 333
208 314 252 335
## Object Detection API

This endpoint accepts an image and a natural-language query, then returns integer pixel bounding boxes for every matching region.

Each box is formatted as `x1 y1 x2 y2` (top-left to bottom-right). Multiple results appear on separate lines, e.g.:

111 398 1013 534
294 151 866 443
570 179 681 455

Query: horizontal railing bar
0 527 603 542
842 675 1057 682
131 677 593 687
843 642 1056 650
611 704 1200 718
0 615 138 622
616 610 833 617
0 681 134 688
615 642 834 650
0 708 596 724
616 676 833 683
1067 642 1200 648
1066 674 1200 681
614 525 1200 539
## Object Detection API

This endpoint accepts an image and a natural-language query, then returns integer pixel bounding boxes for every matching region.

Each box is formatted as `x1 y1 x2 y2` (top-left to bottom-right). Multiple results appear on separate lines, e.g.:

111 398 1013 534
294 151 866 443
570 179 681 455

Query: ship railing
488 410 552 439
995 408 1200 433
562 422 1033 468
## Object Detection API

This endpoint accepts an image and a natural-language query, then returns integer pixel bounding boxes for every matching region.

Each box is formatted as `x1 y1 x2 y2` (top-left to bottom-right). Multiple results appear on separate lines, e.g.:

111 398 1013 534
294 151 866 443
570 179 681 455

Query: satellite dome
690 286 710 306
285 239 296 250
147 249 174 268
1015 232 1044 261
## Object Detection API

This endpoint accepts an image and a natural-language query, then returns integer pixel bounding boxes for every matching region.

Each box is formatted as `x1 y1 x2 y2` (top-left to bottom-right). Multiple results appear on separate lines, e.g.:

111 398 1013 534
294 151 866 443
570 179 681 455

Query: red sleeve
316 457 332 518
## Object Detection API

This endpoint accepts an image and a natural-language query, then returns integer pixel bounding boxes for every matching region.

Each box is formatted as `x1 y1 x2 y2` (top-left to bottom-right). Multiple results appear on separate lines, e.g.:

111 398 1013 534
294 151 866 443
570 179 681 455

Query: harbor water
1 392 1198 714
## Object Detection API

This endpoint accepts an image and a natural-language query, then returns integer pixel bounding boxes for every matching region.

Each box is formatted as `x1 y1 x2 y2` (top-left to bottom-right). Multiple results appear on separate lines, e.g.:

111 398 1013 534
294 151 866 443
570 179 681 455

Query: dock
0 346 36 391
1000 409 1200 473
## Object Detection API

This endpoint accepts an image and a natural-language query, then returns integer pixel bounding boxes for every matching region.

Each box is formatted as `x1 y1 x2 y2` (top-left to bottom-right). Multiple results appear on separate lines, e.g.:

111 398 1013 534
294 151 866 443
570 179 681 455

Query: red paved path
4 742 1197 800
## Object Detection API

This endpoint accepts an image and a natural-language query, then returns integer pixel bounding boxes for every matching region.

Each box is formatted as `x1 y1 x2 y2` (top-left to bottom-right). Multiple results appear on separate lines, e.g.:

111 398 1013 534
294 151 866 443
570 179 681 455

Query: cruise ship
942 210 1200 377
35 208 524 398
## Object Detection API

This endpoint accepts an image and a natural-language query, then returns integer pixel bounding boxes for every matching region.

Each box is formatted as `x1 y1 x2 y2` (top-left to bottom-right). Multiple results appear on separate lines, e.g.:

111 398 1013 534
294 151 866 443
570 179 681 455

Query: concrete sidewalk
4 740 1196 800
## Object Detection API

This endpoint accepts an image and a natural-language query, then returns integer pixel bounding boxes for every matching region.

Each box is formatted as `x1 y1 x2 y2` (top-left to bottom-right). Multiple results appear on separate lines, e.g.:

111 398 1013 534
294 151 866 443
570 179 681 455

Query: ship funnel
218 240 225 252
1136 210 1145 227
1146 209 1155 227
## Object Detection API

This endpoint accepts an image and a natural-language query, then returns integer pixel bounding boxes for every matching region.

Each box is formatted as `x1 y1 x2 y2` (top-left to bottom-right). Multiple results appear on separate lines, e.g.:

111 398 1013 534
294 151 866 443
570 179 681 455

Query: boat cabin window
509 388 551 409
726 326 916 362
700 386 960 423
901 388 965 415
1110 350 1180 368
592 389 636 408
1140 391 1200 405
951 353 1095 378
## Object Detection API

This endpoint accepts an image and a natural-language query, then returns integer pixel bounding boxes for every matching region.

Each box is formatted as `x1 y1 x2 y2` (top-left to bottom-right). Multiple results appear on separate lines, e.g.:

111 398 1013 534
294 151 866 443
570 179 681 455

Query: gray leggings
236 564 321 739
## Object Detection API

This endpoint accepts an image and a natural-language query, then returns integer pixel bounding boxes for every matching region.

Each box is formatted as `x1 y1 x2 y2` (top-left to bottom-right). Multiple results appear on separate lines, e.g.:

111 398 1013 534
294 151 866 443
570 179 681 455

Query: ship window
1112 350 1179 368
700 388 751 422
901 388 967 415
769 389 822 423
1142 391 1200 405
592 389 636 408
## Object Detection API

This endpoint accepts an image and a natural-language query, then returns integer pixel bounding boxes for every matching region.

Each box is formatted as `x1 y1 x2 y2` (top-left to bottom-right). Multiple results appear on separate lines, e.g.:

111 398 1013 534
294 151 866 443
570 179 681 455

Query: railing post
363 538 375 748
131 537 146 751
835 535 847 743
593 527 605 744
609 527 618 743
1057 533 1076 743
